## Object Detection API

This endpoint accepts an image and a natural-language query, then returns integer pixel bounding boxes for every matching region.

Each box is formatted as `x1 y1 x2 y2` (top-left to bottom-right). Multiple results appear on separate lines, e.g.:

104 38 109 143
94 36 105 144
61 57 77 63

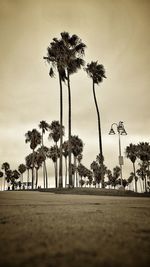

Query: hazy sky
0 0 150 184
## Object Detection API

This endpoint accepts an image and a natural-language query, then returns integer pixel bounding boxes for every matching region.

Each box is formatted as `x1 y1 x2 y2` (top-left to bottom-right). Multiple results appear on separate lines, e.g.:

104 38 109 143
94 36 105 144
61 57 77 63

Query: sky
0 0 150 187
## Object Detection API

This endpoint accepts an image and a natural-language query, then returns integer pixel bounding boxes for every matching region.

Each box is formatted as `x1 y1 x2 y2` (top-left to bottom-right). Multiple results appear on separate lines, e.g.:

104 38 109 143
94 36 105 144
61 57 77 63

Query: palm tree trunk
35 168 38 188
139 178 143 192
67 70 72 187
43 162 45 188
32 149 35 189
144 176 147 192
41 132 46 189
92 80 104 188
4 176 5 191
65 157 67 187
44 161 48 188
74 156 77 187
59 73 63 188
54 162 57 188
27 169 29 189
133 162 137 192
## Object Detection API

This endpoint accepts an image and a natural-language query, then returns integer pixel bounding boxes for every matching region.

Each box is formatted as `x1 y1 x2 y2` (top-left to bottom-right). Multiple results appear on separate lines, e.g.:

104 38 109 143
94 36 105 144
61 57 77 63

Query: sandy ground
0 191 150 267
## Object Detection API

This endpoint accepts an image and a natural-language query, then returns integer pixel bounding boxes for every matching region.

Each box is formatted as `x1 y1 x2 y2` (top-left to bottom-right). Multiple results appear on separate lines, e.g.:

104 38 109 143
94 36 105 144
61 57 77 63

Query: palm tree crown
25 129 42 150
85 61 106 84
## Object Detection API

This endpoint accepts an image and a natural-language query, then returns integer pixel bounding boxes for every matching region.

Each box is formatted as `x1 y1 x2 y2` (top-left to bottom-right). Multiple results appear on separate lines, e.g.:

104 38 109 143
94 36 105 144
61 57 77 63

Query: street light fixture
109 121 127 186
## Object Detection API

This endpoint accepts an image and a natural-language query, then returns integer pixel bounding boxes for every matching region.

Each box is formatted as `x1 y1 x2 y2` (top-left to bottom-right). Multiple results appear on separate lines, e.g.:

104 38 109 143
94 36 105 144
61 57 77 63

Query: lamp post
109 121 127 186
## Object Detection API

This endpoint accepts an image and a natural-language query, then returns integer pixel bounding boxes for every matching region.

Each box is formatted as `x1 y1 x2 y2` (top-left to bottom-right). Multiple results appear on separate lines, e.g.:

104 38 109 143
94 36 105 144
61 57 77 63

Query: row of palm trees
43 32 106 188
0 136 150 192
125 142 150 192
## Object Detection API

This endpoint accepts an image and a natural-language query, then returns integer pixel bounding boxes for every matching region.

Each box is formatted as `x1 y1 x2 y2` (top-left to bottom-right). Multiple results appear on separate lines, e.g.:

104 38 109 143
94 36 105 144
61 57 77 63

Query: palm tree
11 170 20 190
106 169 113 189
62 141 69 187
49 120 64 185
111 166 121 189
137 142 150 192
57 32 86 187
86 169 93 187
127 173 134 191
39 120 49 188
25 129 42 189
125 143 138 192
136 163 147 192
77 164 86 187
0 171 3 191
44 37 68 189
1 162 10 190
34 151 46 188
18 164 26 187
47 145 60 188
25 153 33 189
85 61 106 187
71 135 83 187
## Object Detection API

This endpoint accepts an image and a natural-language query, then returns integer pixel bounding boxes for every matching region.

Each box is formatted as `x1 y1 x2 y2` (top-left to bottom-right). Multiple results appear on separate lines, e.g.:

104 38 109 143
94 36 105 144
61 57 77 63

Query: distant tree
137 142 150 192
91 156 107 188
25 153 33 189
25 129 42 189
127 173 134 191
18 164 26 186
47 145 60 188
77 164 86 187
49 120 64 187
86 169 93 187
34 151 46 188
106 169 113 189
111 166 121 189
39 120 49 188
122 179 128 188
85 61 106 187
125 143 138 192
136 163 147 192
71 135 83 187
0 171 3 191
1 162 10 190
11 170 20 190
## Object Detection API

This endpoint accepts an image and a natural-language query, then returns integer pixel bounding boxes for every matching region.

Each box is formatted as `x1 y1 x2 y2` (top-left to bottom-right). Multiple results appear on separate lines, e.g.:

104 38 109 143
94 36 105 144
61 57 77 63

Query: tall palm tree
61 32 86 187
39 120 49 188
1 162 10 190
25 129 42 189
18 164 26 187
85 61 106 187
47 145 60 188
50 32 86 187
125 143 138 192
44 38 67 189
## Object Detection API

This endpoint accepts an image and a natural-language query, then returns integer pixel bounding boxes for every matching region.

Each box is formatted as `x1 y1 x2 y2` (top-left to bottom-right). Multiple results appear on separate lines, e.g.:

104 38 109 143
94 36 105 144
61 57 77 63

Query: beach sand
0 191 150 267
